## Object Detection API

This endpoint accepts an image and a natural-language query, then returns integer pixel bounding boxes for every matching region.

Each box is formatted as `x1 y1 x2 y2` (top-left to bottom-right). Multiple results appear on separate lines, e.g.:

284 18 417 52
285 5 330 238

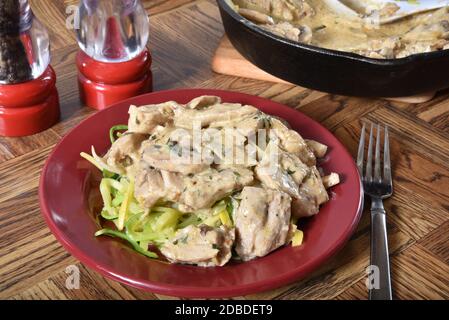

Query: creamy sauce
303 2 389 47
98 95 339 266
232 0 449 58
304 1 443 52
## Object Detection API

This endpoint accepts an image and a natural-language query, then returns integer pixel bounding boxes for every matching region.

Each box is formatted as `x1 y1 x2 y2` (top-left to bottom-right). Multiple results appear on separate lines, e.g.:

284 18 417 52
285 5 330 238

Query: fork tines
357 123 392 186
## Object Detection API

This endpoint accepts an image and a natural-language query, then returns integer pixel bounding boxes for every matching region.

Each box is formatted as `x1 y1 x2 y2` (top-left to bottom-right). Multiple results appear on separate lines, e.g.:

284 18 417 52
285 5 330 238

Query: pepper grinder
0 0 60 137
76 0 152 110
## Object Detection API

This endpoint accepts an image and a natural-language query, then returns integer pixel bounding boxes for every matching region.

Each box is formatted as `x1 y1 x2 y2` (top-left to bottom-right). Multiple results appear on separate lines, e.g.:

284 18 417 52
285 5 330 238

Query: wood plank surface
212 36 290 84
0 0 448 300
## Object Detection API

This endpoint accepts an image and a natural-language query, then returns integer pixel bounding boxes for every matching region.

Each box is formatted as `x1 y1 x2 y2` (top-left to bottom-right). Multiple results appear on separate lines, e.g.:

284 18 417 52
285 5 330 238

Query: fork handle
369 199 392 300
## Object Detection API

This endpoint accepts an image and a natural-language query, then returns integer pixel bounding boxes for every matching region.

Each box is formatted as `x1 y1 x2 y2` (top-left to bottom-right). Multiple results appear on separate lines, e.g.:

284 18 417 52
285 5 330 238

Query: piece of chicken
291 166 329 218
255 141 310 198
104 132 148 173
239 8 275 24
234 186 292 261
208 111 266 133
128 101 178 134
234 0 314 21
355 36 402 59
199 113 267 167
186 95 222 109
140 142 208 175
261 22 313 43
135 164 253 211
306 139 328 158
174 102 258 129
179 167 254 211
268 117 316 166
161 225 235 267
134 167 184 208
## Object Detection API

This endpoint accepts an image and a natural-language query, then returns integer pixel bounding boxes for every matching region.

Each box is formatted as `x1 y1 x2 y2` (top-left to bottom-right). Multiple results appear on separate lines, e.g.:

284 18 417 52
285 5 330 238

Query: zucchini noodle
109 125 129 143
95 229 158 258
81 136 238 260
81 121 305 262
117 177 134 231
81 146 123 175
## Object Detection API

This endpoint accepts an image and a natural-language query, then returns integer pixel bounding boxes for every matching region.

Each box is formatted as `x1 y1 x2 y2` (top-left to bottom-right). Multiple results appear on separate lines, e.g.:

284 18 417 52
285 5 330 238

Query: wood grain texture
11 263 159 300
419 220 449 264
212 36 289 84
0 130 59 164
0 0 448 300
390 245 449 299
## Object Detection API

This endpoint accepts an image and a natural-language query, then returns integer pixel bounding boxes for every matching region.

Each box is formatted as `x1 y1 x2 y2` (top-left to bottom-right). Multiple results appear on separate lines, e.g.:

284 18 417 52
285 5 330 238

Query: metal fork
357 123 393 300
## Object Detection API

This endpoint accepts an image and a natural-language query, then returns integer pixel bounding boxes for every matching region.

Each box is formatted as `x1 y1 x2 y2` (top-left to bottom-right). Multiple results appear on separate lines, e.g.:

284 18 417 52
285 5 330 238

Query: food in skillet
81 96 340 267
229 0 449 59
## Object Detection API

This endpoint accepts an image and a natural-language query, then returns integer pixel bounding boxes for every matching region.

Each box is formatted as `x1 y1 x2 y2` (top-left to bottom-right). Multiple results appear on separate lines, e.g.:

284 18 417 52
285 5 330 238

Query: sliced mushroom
239 8 275 24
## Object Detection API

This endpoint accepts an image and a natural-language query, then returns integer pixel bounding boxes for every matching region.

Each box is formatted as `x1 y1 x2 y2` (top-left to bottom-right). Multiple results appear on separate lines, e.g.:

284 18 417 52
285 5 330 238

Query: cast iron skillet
217 0 449 97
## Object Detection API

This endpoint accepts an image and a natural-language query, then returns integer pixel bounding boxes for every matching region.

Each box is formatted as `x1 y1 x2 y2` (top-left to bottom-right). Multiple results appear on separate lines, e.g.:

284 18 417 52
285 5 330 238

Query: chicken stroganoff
229 0 449 59
81 96 340 267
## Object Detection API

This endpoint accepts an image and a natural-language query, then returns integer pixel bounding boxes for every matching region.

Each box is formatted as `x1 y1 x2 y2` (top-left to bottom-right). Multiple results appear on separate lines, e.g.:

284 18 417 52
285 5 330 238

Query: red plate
39 89 363 298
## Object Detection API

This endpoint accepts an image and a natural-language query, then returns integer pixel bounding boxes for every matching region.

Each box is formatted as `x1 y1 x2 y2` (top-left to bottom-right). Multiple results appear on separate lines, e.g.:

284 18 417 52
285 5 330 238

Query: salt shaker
76 0 152 110
0 0 60 137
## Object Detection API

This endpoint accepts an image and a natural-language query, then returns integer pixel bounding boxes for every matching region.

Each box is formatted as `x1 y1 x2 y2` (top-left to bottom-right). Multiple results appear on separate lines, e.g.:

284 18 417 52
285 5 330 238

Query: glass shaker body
0 0 51 84
76 0 150 63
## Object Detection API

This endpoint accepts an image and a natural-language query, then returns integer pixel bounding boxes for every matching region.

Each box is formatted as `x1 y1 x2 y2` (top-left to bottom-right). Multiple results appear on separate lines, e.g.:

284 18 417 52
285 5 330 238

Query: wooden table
1 0 448 300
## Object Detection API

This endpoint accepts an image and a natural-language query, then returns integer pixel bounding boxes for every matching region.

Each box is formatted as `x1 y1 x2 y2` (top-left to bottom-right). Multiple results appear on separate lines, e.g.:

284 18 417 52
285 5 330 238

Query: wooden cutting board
212 36 436 103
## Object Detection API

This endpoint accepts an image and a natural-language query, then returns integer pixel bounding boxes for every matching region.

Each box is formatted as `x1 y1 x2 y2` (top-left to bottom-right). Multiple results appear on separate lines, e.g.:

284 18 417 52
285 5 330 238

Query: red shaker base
0 66 60 137
0 89 60 137
78 71 153 111
77 50 153 110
